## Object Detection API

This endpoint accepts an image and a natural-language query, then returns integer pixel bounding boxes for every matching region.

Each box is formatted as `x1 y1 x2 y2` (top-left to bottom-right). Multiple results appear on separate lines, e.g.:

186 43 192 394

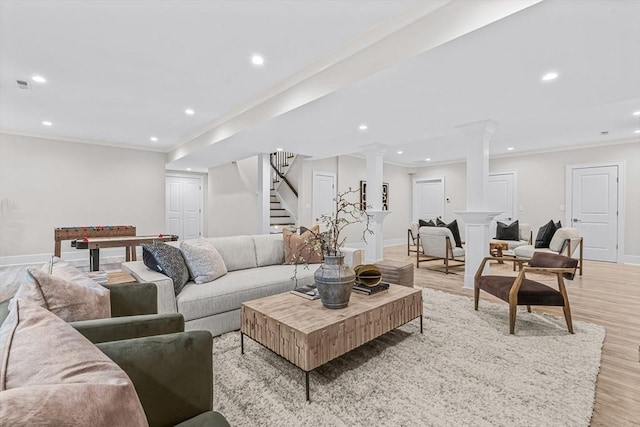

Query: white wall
298 157 339 228
0 133 166 262
415 141 640 258
413 161 467 239
298 155 412 246
337 156 412 245
490 141 640 257
207 156 260 237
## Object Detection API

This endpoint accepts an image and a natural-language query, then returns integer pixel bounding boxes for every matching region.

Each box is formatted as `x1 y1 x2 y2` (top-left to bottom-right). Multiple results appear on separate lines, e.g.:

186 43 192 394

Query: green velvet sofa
0 282 185 342
0 282 230 427
98 331 230 427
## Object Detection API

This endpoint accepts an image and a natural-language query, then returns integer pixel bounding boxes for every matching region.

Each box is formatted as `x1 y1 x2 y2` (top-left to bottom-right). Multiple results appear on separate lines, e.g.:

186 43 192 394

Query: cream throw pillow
180 238 228 284
0 298 148 426
15 266 110 322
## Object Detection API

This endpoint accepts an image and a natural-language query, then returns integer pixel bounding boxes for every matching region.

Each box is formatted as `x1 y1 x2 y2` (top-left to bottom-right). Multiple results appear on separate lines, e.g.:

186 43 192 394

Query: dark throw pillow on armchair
142 243 190 295
418 219 435 227
437 219 463 248
495 220 519 241
534 220 558 248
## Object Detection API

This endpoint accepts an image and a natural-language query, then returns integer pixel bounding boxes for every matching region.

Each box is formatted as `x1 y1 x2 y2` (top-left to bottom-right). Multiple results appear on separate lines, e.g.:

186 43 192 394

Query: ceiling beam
168 0 542 164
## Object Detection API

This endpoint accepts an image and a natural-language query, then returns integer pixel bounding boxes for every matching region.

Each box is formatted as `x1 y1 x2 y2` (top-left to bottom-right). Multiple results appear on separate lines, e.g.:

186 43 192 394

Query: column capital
361 143 389 156
455 119 498 140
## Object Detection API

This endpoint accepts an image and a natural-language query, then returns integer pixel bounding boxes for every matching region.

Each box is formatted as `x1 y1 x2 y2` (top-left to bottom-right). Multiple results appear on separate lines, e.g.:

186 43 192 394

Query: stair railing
270 151 298 198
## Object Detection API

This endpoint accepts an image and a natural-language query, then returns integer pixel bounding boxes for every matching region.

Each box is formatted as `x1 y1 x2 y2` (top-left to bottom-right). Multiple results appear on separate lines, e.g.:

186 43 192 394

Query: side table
374 259 414 287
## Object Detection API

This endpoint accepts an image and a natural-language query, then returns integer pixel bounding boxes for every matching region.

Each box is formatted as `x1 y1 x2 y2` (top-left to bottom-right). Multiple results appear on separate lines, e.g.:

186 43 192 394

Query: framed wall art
359 180 389 210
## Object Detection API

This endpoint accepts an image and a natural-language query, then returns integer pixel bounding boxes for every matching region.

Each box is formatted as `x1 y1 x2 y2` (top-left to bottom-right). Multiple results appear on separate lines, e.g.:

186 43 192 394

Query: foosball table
54 226 178 271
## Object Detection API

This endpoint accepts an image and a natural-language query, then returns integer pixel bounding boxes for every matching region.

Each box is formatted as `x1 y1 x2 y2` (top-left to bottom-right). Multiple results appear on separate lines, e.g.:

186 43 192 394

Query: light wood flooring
383 244 640 427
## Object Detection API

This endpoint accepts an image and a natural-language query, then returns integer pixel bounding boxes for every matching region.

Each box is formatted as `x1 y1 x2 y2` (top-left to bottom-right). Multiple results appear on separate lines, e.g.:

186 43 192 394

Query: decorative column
364 145 391 263
257 153 271 234
453 120 502 289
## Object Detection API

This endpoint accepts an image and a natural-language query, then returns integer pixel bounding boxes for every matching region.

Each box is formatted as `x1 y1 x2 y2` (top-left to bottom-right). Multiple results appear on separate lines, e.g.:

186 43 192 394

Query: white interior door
487 172 516 222
166 175 203 240
487 172 517 238
412 177 444 221
312 171 336 230
570 165 618 262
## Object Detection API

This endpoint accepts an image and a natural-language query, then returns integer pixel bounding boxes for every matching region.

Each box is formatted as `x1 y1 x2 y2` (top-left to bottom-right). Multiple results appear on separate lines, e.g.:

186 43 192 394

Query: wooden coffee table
240 284 423 401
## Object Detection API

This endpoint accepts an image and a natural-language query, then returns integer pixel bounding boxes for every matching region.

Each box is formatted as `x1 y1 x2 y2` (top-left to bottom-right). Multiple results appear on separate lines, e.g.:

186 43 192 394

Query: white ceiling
1 0 639 170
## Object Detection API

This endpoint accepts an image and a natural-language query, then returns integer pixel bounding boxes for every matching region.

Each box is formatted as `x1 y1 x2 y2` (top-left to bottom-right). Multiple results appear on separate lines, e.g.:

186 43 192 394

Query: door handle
572 218 580 222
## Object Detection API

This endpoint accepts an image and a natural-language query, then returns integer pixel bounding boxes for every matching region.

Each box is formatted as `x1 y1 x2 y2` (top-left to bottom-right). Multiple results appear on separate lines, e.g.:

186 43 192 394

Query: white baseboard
344 238 406 249
0 247 141 269
621 254 640 265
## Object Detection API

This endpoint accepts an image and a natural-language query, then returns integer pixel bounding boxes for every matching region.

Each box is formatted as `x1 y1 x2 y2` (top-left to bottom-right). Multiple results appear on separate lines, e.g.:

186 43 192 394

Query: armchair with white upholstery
416 227 465 274
513 227 583 275
407 222 422 256
490 222 533 252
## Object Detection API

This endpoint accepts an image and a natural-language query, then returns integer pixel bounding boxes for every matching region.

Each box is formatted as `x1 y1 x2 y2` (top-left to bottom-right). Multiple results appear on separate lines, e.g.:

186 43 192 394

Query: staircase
269 151 298 234
270 189 295 233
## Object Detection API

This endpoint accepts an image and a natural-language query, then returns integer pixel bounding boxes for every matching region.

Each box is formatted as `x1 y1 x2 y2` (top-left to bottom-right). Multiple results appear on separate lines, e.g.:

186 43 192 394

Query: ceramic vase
314 254 355 309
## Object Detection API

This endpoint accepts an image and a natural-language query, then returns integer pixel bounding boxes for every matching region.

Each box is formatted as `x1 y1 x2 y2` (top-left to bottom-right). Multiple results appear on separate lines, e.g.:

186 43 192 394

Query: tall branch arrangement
318 187 373 256
289 187 373 287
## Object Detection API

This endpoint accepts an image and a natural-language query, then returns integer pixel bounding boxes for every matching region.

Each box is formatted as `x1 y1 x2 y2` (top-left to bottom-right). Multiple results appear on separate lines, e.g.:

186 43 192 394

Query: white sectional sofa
122 233 363 336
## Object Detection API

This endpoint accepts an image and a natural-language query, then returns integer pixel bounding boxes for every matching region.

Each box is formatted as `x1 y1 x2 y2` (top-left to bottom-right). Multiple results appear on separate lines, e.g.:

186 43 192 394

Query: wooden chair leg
557 275 574 333
563 302 574 334
526 305 531 313
474 286 480 310
509 301 518 334
445 257 449 274
579 240 584 276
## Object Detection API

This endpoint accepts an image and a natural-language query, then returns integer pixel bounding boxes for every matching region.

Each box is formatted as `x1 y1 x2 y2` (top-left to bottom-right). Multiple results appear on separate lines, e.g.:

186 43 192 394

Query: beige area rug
212 288 605 427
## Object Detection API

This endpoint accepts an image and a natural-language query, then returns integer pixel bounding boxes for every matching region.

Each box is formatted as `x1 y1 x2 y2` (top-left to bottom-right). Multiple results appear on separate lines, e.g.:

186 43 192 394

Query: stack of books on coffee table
290 285 320 300
352 282 390 295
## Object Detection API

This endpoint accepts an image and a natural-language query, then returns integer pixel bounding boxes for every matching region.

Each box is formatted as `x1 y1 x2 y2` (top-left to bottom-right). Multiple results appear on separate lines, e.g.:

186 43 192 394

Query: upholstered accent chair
416 226 465 274
407 222 422 256
474 252 578 334
490 221 533 251
0 282 185 344
513 227 584 276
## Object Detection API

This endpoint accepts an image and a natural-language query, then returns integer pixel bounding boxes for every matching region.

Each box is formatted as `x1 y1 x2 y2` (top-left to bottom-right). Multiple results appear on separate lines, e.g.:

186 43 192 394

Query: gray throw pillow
180 239 228 284
142 243 190 295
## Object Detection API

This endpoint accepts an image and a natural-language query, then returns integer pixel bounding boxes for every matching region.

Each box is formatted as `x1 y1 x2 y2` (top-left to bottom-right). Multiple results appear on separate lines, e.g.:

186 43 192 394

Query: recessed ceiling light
186 168 192 171
633 111 640 116
150 136 158 142
635 129 640 134
185 108 195 115
251 55 264 66
276 148 283 152
425 158 431 162
507 147 515 151
358 124 368 131
541 72 559 81
32 75 46 83
42 121 52 126
397 151 403 154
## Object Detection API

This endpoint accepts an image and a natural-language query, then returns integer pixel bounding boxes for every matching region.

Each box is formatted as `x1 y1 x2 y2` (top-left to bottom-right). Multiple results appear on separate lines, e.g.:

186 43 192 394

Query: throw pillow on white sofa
180 239 228 284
